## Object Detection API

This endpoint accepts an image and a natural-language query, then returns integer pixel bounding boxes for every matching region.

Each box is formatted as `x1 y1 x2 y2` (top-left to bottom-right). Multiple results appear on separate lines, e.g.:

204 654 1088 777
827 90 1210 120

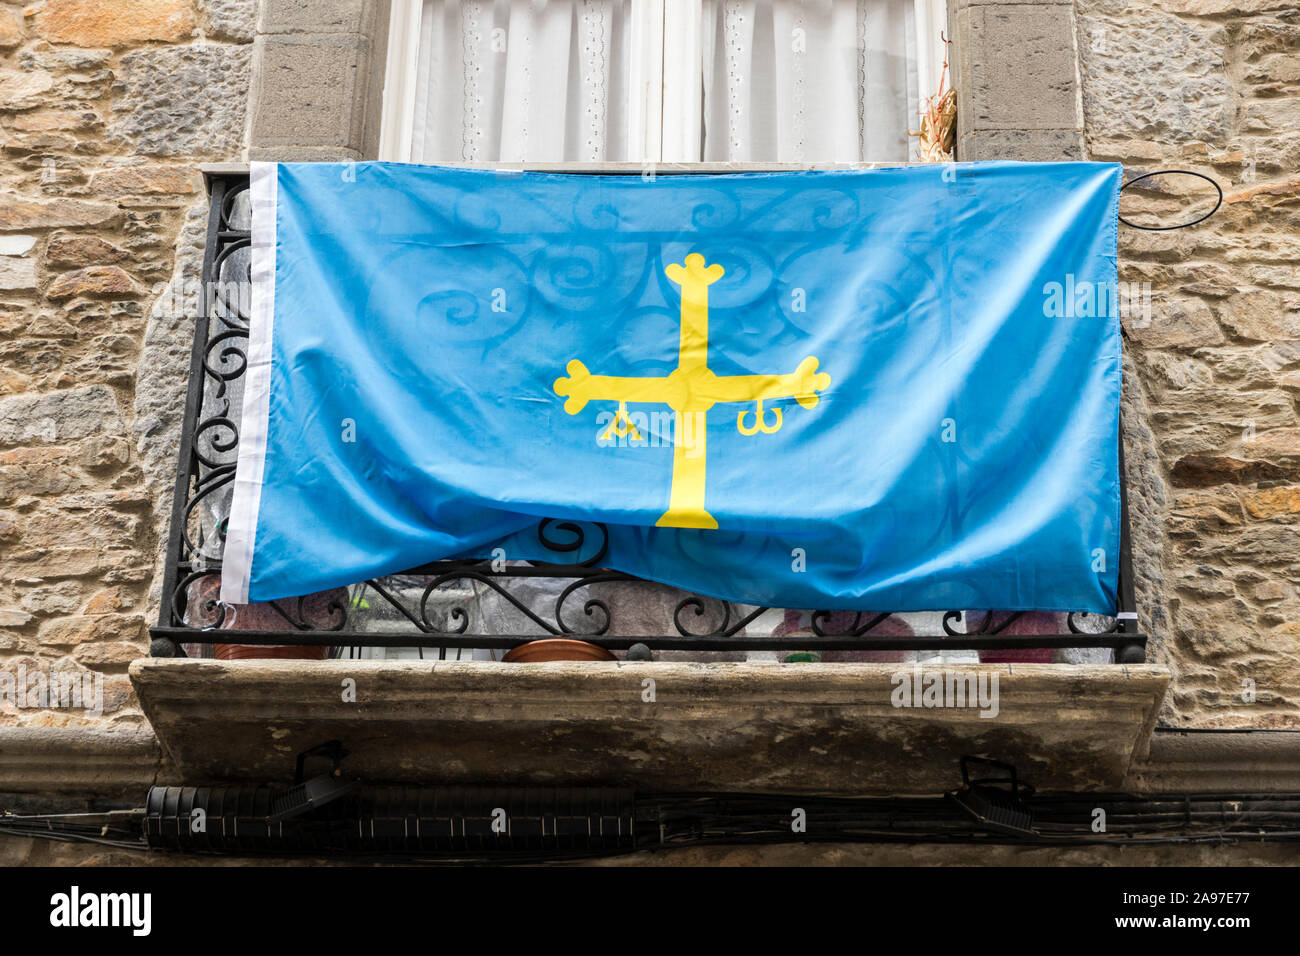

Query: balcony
149 167 1149 669
131 167 1168 797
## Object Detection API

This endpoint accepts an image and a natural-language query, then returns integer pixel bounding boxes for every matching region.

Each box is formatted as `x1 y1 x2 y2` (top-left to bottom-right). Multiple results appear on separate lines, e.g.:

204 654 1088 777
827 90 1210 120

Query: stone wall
0 0 1296 871
0 0 1295 742
0 0 253 729
1076 0 1300 727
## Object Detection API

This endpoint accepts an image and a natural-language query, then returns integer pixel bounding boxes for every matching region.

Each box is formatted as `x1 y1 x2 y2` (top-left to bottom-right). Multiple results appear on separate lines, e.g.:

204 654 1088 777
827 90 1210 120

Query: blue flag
222 160 1122 614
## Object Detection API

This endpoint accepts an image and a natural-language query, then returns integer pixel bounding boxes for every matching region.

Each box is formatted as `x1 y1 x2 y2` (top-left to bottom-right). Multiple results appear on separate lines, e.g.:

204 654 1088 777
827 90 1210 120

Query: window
379 0 948 163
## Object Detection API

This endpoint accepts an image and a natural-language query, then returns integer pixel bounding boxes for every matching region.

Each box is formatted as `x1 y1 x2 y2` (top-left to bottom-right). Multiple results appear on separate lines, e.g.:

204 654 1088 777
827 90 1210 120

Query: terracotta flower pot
503 639 617 662
973 610 1059 664
186 577 341 661
213 643 329 661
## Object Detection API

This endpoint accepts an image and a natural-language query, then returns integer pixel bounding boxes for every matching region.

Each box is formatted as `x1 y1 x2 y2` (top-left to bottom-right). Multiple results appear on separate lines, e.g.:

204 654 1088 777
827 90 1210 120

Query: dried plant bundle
910 40 956 163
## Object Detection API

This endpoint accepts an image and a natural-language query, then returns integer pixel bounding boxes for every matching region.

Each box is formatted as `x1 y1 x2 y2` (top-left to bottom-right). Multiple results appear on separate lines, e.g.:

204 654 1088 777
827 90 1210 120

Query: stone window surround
245 0 1086 164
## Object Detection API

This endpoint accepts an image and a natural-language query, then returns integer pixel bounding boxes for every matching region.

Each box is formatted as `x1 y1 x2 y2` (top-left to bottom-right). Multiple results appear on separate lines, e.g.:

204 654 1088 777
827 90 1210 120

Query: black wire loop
1118 169 1223 231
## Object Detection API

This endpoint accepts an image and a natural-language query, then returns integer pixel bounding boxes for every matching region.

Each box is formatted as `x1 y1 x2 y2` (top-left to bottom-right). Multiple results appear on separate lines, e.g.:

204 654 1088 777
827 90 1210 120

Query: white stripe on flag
220 162 279 605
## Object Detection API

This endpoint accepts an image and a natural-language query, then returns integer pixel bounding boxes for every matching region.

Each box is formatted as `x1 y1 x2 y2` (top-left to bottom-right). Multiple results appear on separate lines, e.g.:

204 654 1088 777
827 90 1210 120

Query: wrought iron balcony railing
148 168 1146 664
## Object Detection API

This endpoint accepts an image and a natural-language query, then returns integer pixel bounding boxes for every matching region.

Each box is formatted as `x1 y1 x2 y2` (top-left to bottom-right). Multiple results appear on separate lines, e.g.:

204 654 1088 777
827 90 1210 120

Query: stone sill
199 161 933 192
129 659 1170 795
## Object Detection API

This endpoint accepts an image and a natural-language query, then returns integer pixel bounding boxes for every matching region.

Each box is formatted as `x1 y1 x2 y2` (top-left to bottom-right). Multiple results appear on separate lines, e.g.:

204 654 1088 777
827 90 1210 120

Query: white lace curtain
411 0 632 162
702 0 917 162
407 0 926 163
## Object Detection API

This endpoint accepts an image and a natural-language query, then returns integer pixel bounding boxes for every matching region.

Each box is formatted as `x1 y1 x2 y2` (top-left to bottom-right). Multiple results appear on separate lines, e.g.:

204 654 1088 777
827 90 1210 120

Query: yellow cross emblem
553 253 831 529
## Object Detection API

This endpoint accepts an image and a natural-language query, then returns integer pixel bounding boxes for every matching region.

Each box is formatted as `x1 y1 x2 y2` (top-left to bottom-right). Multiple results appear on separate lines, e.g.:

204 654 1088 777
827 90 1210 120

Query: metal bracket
267 741 360 823
947 756 1038 838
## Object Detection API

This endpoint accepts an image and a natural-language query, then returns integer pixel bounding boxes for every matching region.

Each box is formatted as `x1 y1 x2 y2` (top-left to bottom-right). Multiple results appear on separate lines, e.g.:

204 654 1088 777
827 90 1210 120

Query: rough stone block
0 9 21 48
0 257 36 292
1156 0 1297 13
46 266 137 301
1243 486 1300 520
33 0 196 48
248 33 371 156
1077 10 1230 144
90 165 200 198
18 47 112 71
0 385 124 445
133 199 208 541
8 110 102 134
965 4 1082 131
0 71 55 110
1170 456 1296 487
38 614 145 649
958 128 1085 162
257 0 381 35
7 547 118 579
110 43 252 158
1216 291 1294 342
74 641 145 666
1126 298 1224 350
46 234 129 269
0 236 35 256
0 446 83 499
202 0 258 42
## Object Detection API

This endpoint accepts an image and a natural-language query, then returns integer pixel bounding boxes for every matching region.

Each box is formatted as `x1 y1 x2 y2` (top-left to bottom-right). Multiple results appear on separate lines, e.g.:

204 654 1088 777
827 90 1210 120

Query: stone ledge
130 660 1170 795
0 726 163 797
1126 730 1300 793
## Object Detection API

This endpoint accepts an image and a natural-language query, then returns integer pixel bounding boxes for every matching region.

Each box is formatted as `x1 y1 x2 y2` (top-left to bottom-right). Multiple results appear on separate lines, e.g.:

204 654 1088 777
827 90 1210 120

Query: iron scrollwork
150 172 1146 663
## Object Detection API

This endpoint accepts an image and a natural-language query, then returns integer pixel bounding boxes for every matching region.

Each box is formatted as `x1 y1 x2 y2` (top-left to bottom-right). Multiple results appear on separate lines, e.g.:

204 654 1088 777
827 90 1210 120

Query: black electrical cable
7 789 1300 861
0 826 146 851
